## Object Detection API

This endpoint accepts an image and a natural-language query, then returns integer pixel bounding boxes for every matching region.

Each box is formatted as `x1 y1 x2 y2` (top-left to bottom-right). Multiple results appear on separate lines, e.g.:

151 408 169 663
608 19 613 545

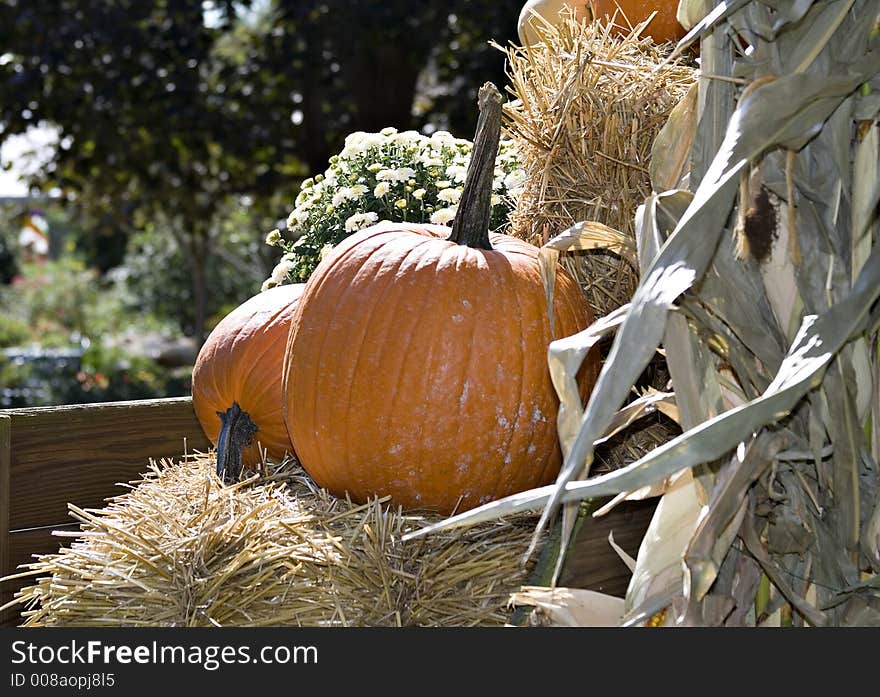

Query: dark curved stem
447 82 504 251
215 402 258 483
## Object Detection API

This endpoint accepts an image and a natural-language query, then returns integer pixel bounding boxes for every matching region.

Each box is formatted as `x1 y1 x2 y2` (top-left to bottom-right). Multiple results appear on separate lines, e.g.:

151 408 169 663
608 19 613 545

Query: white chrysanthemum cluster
263 126 523 289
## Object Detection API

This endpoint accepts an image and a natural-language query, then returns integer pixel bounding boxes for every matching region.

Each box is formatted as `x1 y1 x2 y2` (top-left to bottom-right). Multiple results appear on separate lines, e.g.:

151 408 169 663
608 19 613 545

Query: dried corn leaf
509 586 625 627
650 82 699 192
405 182 880 542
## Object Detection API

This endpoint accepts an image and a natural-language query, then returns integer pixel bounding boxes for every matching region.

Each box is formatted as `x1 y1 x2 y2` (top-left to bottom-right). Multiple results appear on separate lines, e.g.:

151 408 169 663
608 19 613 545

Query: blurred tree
0 0 522 339
0 231 18 284
0 208 21 283
262 1 523 172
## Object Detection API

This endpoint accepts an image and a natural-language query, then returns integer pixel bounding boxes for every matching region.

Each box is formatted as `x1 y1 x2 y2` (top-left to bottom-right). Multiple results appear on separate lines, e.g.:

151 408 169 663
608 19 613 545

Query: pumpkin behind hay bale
7 455 540 627
504 14 697 318
517 1 687 48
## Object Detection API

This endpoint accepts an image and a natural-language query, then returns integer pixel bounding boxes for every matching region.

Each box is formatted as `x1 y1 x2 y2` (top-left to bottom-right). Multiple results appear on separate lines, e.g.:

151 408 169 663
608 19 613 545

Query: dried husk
407 0 880 629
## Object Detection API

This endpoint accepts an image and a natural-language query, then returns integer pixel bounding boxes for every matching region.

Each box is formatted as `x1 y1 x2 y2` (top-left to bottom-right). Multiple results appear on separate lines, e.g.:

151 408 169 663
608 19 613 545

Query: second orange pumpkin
192 283 304 479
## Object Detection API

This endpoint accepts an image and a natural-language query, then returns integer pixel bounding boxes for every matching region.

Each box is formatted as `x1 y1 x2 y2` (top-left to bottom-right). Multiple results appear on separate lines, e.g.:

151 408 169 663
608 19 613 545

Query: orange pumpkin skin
192 283 304 468
518 1 686 47
590 1 687 45
282 222 599 514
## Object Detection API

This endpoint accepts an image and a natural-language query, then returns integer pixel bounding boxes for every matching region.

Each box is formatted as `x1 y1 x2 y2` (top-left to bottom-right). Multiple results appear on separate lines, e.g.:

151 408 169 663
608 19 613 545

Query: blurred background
0 0 524 407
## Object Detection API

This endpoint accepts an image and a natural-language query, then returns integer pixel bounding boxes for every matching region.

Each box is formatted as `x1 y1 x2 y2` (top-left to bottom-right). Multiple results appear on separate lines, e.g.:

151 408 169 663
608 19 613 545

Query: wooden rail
0 396 211 625
0 396 656 627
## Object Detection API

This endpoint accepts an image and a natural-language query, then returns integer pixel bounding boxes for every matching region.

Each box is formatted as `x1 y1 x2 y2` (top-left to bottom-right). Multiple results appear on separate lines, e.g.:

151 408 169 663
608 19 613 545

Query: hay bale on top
6 455 539 627
503 12 696 317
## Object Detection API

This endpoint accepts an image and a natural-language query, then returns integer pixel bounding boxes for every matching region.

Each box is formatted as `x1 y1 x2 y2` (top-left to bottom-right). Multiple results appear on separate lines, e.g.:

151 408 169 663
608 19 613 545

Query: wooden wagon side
0 396 654 627
0 397 211 625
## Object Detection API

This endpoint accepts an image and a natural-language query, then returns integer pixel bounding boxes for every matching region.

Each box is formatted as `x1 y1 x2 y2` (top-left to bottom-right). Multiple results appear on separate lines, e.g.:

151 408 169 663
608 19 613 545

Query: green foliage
0 313 30 348
0 341 185 408
122 200 277 335
0 0 524 338
0 257 186 406
77 341 190 403
0 348 82 408
0 258 101 347
265 128 524 285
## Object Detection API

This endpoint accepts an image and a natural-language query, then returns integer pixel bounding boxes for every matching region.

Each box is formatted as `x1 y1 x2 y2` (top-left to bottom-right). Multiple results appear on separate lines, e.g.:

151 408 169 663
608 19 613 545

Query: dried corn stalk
408 0 880 628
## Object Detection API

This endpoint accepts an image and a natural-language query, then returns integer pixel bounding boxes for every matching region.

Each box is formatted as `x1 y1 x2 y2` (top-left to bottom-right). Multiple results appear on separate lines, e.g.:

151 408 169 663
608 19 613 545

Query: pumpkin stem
215 401 258 482
448 82 504 250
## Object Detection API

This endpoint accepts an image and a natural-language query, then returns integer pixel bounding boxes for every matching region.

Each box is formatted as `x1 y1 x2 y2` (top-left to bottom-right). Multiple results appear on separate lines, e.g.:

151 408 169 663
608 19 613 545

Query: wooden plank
510 497 656 626
2 524 80 627
5 397 210 531
558 498 657 596
0 415 11 625
8 524 81 575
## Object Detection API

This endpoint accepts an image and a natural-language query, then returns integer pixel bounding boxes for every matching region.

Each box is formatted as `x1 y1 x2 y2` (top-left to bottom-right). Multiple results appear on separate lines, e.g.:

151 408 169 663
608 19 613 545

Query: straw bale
502 12 697 317
5 454 541 627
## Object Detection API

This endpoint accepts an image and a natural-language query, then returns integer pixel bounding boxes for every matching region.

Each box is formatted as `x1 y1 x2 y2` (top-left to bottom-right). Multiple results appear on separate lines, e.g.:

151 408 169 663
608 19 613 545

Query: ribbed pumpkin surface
192 283 304 467
283 222 598 514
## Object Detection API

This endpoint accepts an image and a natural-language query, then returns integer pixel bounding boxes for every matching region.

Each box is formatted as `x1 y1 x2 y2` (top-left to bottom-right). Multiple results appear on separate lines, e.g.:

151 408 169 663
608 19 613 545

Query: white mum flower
373 181 390 198
437 188 461 204
270 260 295 284
343 131 367 149
364 132 386 148
332 187 354 206
446 164 468 183
344 211 379 232
429 130 455 143
392 130 422 147
376 167 416 183
287 208 307 230
412 188 426 200
503 168 527 192
350 184 368 197
430 206 457 225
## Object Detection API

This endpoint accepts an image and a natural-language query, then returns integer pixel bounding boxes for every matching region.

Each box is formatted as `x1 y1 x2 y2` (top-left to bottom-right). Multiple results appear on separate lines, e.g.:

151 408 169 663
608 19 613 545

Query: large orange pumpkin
518 0 686 47
282 84 599 514
192 283 304 480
